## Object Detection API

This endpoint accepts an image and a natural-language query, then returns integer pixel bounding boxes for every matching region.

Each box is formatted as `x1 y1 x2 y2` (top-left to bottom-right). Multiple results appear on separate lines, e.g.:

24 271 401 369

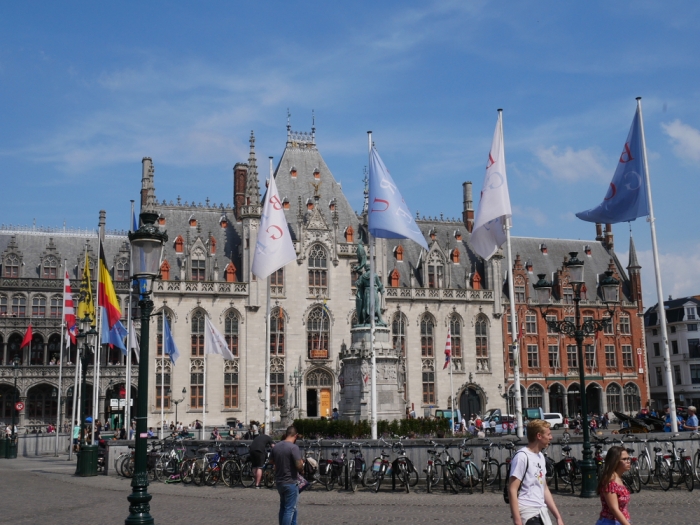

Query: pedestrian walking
596 445 632 525
507 419 564 525
270 425 304 525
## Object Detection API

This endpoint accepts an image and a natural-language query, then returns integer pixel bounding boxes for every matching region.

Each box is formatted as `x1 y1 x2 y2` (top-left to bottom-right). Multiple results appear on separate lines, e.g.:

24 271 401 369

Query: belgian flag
98 241 122 330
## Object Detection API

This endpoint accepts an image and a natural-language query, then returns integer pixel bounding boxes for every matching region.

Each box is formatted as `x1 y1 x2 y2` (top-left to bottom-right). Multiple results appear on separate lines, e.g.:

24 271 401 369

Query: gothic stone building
0 123 647 431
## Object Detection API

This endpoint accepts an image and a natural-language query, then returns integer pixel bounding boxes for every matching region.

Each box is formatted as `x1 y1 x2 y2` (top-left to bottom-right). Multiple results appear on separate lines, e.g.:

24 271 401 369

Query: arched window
191 248 206 281
475 315 490 371
392 312 407 357
12 294 26 317
30 334 45 365
450 249 460 264
308 245 328 296
450 314 463 363
395 245 404 261
115 258 129 281
420 314 435 357
32 295 47 317
156 360 171 409
27 385 57 422
42 256 58 279
50 295 62 318
389 268 400 288
48 334 61 363
0 294 7 316
0 384 17 417
623 383 641 413
270 268 283 294
225 262 237 283
224 359 239 408
4 254 20 278
160 260 170 281
224 309 240 357
7 333 23 364
344 226 354 243
190 359 204 409
270 356 285 409
606 383 622 412
527 384 544 409
174 235 184 253
191 310 205 356
156 310 174 356
307 306 330 359
426 251 443 288
270 307 285 356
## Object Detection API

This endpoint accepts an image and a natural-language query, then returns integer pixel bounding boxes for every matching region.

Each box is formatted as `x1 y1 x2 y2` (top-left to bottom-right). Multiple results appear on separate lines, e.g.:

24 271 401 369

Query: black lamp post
532 253 620 498
289 368 302 409
75 314 97 474
126 210 167 525
172 388 186 427
497 384 513 435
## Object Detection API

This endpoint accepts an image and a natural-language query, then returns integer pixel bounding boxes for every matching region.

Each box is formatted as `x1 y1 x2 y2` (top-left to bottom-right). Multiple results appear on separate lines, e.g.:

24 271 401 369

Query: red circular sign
15 401 25 411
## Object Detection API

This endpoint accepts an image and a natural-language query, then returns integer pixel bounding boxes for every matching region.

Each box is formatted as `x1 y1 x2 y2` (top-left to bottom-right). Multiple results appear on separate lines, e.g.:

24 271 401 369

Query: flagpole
92 252 102 445
203 352 207 439
636 97 677 431
55 260 66 456
264 276 271 435
367 130 378 440
125 200 135 434
498 109 524 439
448 330 455 436
161 310 165 439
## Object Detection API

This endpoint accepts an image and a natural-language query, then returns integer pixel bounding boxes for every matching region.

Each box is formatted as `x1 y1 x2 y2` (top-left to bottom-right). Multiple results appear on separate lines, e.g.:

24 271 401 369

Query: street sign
15 401 24 411
110 399 133 408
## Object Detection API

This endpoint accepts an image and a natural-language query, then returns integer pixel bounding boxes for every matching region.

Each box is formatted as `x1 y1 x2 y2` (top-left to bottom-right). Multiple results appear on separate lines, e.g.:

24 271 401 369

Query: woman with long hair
596 445 632 525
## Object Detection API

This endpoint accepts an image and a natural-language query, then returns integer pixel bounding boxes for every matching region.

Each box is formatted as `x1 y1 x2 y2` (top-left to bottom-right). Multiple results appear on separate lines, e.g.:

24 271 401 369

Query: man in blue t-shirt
682 406 698 431
663 406 681 432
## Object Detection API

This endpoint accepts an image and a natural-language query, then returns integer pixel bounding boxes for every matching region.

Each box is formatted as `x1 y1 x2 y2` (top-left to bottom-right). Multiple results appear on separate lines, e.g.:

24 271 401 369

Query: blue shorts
596 519 622 525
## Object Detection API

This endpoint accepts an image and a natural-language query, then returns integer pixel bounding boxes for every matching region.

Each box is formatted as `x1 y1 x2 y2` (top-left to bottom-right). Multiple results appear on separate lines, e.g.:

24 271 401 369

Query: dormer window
389 268 400 287
394 245 404 262
209 237 217 255
191 248 206 281
174 236 184 253
4 254 20 278
540 243 548 254
290 167 297 178
160 260 170 281
189 215 197 227
224 262 237 283
450 248 460 264
42 256 59 279
283 198 290 210
313 168 320 179
158 215 166 226
219 216 228 229
344 226 354 243
584 245 592 256
454 230 462 241
686 306 697 321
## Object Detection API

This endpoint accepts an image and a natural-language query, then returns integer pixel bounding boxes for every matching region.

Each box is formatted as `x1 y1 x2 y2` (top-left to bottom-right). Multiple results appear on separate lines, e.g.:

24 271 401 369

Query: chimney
140 157 153 210
595 223 603 242
233 162 248 221
604 223 614 251
463 181 474 232
98 210 106 242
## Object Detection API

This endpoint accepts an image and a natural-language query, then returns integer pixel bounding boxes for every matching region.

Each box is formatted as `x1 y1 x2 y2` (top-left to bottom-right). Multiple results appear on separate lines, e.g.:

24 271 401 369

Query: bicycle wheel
426 465 434 493
192 460 205 486
180 458 195 484
481 461 488 494
444 468 458 494
486 459 500 487
155 457 174 482
122 457 135 478
397 462 410 493
638 453 652 485
465 461 480 488
363 464 380 488
264 467 276 489
318 462 331 490
348 460 358 492
222 460 240 487
406 462 420 488
683 459 694 492
240 462 255 488
117 454 131 478
452 463 470 488
694 451 700 483
628 462 641 493
204 462 221 486
114 454 126 477
657 461 672 491
373 465 386 493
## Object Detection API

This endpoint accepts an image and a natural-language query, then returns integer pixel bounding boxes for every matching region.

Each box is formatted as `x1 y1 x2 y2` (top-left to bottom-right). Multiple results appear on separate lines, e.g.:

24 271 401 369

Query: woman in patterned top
596 446 632 525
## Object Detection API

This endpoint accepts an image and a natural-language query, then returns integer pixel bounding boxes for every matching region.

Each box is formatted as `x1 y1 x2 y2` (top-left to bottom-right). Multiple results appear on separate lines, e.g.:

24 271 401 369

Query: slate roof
508 236 632 302
645 296 700 326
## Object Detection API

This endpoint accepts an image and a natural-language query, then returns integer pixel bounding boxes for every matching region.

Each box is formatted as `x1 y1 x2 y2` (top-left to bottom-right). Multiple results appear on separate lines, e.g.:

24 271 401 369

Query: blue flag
368 146 429 250
100 307 128 354
163 314 179 365
576 107 649 224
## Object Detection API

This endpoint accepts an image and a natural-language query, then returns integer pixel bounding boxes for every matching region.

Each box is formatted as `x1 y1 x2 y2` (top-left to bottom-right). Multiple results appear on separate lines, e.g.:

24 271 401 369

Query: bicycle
480 439 500 493
636 436 654 486
615 435 641 493
347 441 368 492
424 440 467 494
661 439 694 492
690 431 700 483
364 437 411 493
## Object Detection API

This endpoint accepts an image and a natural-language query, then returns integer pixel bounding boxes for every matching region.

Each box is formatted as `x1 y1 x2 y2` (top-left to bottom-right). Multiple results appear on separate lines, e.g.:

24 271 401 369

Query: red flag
64 271 77 345
21 325 33 348
443 330 452 370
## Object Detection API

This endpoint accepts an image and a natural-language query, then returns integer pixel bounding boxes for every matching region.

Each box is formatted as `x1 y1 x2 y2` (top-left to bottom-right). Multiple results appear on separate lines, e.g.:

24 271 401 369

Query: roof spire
362 166 369 215
245 131 261 203
627 233 641 270
311 109 316 143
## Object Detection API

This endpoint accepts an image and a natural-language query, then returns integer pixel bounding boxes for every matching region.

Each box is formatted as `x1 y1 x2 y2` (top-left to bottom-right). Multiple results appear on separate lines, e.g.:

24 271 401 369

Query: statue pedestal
339 326 404 423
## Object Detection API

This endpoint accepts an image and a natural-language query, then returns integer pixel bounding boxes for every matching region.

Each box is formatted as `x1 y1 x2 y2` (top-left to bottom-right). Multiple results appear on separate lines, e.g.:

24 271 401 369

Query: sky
1 1 699 307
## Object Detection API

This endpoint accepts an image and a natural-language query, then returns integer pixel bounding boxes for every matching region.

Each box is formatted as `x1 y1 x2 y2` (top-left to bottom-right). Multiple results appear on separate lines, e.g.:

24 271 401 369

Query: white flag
128 319 140 364
252 174 296 279
471 112 512 260
204 317 235 360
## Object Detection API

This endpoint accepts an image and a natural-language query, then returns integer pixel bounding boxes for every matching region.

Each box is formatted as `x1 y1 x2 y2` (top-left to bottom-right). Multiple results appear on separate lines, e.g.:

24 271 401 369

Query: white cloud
618 243 700 308
535 145 609 182
661 119 700 162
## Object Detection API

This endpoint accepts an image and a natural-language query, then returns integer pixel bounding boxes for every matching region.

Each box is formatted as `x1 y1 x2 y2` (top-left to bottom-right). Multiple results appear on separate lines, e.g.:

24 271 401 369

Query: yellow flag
77 249 96 326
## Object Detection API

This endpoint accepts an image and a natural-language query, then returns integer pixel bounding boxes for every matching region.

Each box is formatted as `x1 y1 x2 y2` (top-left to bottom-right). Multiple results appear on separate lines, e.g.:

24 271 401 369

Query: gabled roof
645 296 700 326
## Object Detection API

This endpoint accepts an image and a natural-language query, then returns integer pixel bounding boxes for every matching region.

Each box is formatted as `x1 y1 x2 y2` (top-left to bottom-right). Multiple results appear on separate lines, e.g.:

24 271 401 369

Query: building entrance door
306 389 318 418
320 389 331 419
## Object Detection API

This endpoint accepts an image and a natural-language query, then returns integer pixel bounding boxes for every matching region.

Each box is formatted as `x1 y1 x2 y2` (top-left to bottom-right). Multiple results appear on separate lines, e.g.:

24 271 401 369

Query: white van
543 412 564 430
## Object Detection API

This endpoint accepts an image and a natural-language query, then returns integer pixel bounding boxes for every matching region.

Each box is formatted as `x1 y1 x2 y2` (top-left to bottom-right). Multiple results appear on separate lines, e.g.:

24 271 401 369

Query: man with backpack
507 419 564 525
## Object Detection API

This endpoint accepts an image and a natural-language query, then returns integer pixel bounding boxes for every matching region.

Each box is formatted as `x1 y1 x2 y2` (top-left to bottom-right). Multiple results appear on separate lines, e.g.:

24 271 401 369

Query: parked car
543 412 564 430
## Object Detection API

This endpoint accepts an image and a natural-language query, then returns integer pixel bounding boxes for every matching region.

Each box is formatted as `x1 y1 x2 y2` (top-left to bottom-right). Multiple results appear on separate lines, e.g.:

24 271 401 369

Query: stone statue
355 263 386 326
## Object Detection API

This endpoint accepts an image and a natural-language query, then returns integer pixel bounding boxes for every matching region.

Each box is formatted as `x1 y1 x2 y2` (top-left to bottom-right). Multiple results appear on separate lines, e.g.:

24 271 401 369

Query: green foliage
292 417 449 439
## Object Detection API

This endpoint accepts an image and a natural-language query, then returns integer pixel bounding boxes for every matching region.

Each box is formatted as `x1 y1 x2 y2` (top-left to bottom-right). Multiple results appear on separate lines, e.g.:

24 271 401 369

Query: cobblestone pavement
0 455 694 525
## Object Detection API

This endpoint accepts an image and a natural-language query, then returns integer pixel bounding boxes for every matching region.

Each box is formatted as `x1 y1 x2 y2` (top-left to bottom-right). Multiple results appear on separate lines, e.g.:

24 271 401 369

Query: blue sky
2 1 699 306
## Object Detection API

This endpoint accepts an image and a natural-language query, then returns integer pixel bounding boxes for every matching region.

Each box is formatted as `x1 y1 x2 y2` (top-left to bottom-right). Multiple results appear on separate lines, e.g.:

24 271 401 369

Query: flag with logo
100 307 128 354
443 329 452 370
163 314 180 365
576 106 649 223
252 174 297 279
204 317 235 360
63 270 77 345
77 249 96 326
98 241 122 329
471 112 512 260
368 146 429 250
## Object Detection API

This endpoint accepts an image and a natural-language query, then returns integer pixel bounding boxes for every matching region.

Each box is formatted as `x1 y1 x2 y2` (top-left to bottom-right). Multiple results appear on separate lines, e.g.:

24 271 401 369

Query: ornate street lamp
75 314 97 474
497 384 512 435
126 210 167 525
532 253 620 498
8 355 20 457
172 387 186 428
288 368 302 409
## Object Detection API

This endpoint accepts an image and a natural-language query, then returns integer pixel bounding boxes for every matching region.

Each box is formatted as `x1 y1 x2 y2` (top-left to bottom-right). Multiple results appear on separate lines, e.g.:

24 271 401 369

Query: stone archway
458 383 486 418
305 368 333 418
